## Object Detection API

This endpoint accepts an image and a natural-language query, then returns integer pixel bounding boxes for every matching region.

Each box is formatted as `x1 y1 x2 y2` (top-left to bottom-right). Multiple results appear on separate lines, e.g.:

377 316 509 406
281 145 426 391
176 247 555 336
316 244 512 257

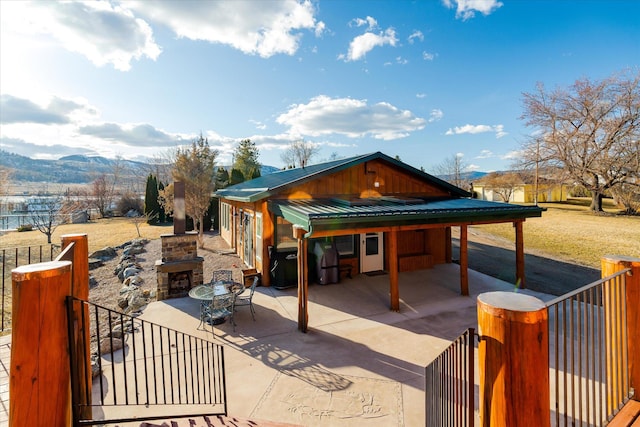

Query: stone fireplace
155 232 204 301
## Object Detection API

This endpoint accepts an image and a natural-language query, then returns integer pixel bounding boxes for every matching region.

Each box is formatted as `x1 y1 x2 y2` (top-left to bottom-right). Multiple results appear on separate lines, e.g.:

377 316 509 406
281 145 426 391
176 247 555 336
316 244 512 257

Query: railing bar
221 345 227 416
2 249 6 330
28 246 31 264
150 324 158 405
140 321 150 406
585 288 591 426
598 283 604 424
159 327 166 404
14 247 18 269
120 312 131 406
577 292 583 425
468 328 475 427
570 295 576 423
182 332 188 404
108 312 117 405
168 328 175 404
561 299 568 426
175 330 182 404
80 301 91 414
39 244 43 262
545 270 630 307
189 336 197 404
553 303 559 427
94 304 105 405
621 275 629 400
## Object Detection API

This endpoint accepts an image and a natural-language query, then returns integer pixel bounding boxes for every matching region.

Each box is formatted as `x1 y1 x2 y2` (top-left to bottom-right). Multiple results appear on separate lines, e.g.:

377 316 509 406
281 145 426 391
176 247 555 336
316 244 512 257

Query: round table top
188 281 243 300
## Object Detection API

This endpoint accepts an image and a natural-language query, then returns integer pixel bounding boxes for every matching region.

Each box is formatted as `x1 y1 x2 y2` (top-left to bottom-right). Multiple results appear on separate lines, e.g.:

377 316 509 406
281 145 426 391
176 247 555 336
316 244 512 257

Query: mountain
0 150 281 185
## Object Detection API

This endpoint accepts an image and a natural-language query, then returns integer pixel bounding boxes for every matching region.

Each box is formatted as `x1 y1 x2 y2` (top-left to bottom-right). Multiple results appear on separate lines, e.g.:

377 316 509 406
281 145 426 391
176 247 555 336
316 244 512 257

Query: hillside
0 150 281 187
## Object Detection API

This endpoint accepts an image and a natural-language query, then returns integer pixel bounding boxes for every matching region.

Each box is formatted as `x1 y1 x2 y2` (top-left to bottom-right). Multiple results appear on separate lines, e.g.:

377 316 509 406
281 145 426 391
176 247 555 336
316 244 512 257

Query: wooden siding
274 160 450 200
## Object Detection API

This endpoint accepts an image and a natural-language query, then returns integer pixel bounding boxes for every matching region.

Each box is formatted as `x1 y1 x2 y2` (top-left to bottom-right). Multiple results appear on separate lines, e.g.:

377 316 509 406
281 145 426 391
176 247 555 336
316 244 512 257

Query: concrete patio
128 263 554 426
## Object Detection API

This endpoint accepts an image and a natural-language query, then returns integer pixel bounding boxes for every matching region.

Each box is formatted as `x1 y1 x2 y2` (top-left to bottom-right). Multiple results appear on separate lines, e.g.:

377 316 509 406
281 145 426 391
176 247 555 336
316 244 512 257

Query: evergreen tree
230 168 245 185
144 174 160 224
215 167 230 189
233 139 261 179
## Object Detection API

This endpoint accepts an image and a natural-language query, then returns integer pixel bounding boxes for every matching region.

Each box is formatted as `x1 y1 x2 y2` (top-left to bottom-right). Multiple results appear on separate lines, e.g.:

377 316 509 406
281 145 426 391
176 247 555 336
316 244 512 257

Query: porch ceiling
268 197 544 234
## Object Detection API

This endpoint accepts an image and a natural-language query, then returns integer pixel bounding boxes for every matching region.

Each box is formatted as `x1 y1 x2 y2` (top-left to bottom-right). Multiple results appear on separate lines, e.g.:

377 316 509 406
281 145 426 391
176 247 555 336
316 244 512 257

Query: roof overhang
269 198 544 236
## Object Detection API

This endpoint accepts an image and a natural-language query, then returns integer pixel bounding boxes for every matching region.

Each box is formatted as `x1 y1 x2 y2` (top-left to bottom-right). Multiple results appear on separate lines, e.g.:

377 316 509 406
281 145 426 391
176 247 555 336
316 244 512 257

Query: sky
1 0 639 173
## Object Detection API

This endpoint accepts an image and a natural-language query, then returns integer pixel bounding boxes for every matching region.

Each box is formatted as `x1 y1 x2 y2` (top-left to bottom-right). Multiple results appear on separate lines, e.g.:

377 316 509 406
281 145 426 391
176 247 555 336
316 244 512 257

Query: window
256 212 262 261
334 235 356 256
275 216 296 251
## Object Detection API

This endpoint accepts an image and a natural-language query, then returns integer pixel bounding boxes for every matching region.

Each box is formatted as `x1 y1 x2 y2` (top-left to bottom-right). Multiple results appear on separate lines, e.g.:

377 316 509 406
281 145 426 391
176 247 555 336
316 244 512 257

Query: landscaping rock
90 247 117 261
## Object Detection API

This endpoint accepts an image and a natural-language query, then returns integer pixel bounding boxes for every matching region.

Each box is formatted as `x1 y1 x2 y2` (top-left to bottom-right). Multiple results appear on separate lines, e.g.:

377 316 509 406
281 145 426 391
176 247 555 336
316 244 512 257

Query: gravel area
89 232 245 309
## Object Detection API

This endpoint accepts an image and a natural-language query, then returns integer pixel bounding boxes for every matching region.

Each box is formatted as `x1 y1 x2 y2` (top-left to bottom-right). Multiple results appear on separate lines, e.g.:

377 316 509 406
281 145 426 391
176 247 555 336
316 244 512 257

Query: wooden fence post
61 233 91 420
601 255 640 404
477 291 550 427
10 261 72 426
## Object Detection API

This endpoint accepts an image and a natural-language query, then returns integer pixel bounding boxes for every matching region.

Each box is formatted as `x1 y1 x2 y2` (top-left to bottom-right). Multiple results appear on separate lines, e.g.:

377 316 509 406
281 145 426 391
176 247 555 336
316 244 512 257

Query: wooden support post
389 229 399 311
445 226 452 263
294 226 308 332
477 291 549 427
601 255 640 404
10 261 73 426
514 221 525 289
61 233 92 420
460 225 469 296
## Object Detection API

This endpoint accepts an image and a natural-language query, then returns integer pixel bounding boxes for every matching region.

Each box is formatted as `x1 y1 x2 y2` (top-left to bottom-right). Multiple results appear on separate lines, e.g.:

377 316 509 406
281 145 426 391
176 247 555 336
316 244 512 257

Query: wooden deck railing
425 255 639 427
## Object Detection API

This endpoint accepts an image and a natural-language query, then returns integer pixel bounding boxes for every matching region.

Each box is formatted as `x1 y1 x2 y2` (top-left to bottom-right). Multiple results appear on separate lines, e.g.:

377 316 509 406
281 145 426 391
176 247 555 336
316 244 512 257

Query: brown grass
0 217 173 252
474 198 640 268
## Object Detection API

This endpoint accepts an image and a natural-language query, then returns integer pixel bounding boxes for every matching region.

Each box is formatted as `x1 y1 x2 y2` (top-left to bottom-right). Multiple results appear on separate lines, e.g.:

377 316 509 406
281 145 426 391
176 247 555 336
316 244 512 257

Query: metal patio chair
212 269 233 284
234 275 259 321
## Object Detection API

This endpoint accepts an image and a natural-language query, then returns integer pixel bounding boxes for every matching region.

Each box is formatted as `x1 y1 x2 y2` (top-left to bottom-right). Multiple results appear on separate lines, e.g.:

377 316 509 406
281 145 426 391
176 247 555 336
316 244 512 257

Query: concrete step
136 414 301 427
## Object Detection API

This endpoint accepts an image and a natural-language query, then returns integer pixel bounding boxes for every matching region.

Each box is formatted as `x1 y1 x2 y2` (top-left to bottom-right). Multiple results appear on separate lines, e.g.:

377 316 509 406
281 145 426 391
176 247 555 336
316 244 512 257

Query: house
215 152 544 331
473 177 569 203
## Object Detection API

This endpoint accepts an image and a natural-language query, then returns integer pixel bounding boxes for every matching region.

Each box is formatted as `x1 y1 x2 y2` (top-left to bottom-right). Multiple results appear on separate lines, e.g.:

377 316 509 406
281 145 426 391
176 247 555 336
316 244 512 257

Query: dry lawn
0 217 173 252
474 198 640 268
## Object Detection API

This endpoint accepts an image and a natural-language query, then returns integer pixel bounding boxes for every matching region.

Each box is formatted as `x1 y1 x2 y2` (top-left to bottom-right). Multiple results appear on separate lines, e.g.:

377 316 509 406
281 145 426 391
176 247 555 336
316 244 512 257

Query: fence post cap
478 291 546 314
602 254 640 264
12 260 72 281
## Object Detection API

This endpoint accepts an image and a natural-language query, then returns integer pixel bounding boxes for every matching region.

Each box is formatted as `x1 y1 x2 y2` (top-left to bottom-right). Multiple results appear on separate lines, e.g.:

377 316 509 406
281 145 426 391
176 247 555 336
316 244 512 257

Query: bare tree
28 195 65 243
520 69 640 212
159 134 218 247
281 140 319 168
432 153 469 188
92 174 112 217
478 172 523 202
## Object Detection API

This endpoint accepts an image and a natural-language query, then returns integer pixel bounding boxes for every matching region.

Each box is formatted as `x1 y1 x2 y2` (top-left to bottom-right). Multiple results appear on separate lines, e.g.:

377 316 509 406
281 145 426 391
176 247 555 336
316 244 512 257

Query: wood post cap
478 291 547 323
602 255 640 264
12 260 72 281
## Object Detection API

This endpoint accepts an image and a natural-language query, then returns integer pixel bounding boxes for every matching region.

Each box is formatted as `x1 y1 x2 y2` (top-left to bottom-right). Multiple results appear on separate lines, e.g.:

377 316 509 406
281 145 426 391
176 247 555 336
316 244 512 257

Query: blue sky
1 0 638 173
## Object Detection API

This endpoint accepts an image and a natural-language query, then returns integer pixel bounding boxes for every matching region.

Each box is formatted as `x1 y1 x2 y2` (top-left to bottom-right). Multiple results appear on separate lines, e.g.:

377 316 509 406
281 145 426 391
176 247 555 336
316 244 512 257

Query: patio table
189 281 244 325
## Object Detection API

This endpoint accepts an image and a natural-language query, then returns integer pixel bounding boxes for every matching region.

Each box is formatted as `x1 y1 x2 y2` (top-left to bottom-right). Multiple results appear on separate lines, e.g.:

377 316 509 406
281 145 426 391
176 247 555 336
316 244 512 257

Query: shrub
116 192 143 217
17 224 33 232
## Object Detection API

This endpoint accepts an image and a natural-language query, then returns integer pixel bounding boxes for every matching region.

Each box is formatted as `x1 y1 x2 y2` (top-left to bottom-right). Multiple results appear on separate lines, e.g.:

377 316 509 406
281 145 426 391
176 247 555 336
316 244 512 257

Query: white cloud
445 124 507 138
476 149 494 158
129 0 323 58
442 0 503 20
276 95 426 140
408 30 424 44
429 109 444 122
350 16 378 30
502 150 522 160
1 1 161 71
423 51 436 61
416 93 427 99
344 28 398 61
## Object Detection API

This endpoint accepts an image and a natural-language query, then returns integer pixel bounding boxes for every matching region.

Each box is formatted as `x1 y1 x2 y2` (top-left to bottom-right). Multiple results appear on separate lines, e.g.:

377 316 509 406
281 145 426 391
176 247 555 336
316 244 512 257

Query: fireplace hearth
156 232 204 300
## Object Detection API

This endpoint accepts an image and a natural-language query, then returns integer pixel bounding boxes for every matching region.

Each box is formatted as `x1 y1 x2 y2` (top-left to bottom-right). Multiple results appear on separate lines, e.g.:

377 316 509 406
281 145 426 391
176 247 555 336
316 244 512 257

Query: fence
1 243 59 332
424 256 638 426
425 328 476 427
546 268 632 426
67 297 228 425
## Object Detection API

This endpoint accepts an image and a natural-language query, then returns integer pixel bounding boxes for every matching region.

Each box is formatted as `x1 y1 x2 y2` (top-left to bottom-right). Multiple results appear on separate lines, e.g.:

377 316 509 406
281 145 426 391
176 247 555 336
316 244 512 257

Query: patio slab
133 263 554 426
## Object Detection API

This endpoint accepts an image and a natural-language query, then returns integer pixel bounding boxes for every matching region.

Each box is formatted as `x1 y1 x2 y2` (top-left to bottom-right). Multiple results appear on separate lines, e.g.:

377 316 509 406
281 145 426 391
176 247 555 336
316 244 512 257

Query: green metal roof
269 197 544 235
215 151 469 202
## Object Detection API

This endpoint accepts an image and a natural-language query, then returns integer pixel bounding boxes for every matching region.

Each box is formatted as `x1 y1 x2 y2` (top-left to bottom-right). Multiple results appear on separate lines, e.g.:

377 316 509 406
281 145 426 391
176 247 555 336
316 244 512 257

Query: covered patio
135 263 554 426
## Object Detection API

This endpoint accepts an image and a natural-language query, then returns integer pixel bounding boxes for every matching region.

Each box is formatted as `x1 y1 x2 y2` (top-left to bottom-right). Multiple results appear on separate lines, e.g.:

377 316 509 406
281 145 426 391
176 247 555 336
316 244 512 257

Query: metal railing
66 297 227 426
1 244 59 332
546 269 632 426
425 328 476 427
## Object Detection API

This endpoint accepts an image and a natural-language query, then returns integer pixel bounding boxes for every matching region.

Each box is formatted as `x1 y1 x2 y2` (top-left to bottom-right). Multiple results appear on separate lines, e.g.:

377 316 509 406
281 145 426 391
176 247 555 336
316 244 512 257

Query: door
243 212 254 267
360 232 384 273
